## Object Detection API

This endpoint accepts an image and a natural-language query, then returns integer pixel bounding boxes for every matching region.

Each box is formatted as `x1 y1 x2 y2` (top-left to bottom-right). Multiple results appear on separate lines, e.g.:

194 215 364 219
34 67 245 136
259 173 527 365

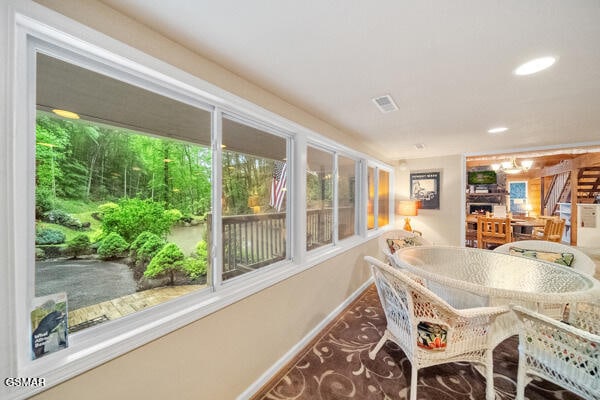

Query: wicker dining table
391 245 600 344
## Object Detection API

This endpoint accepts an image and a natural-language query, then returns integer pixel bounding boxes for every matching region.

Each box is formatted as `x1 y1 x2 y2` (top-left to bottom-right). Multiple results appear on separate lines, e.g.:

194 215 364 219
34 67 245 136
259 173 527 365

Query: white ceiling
99 0 600 161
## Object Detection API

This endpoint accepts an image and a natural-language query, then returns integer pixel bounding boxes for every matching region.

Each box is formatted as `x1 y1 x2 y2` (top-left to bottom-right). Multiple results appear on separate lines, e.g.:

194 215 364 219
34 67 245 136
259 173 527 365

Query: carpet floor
253 285 583 400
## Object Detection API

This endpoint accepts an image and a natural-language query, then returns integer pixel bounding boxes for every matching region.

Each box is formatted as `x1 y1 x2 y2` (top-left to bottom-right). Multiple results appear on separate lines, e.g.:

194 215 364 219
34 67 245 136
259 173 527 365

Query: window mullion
374 166 379 229
332 153 339 245
293 134 307 264
211 108 223 290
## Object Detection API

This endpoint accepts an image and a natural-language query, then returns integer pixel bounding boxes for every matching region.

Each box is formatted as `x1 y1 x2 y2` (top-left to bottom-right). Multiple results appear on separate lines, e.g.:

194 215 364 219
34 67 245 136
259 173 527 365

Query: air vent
372 94 398 113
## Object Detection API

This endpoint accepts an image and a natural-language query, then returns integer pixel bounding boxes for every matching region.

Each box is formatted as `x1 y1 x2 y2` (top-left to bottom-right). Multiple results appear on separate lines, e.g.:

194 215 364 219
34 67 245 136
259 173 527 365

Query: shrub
164 209 183 223
101 198 179 242
195 239 208 259
43 209 82 229
183 257 207 280
35 247 46 260
97 202 119 219
35 187 55 218
136 235 166 264
36 228 66 245
182 240 208 280
67 233 90 258
144 243 185 285
97 232 129 260
129 231 158 258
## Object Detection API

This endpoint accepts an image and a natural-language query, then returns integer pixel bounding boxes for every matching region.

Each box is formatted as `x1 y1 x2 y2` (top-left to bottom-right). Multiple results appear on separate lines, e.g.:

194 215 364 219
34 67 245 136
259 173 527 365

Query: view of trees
36 112 212 217
222 151 279 215
34 112 292 305
35 112 218 301
35 110 349 320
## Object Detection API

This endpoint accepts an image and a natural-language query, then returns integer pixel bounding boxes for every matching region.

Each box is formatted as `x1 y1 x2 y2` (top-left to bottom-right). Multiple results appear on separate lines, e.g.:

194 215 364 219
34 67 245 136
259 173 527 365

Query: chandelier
491 158 533 174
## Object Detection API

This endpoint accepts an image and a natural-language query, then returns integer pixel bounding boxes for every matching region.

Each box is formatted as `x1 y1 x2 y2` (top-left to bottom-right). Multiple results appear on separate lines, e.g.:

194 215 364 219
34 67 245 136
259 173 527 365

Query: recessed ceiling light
513 56 556 76
52 109 80 119
487 127 508 134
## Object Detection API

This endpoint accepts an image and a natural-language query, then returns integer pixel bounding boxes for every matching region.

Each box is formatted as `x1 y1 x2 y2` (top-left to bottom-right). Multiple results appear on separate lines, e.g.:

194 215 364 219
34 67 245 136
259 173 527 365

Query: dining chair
532 217 565 242
495 240 596 319
494 240 596 276
477 216 512 249
513 303 600 400
465 221 478 247
365 256 509 400
378 229 432 264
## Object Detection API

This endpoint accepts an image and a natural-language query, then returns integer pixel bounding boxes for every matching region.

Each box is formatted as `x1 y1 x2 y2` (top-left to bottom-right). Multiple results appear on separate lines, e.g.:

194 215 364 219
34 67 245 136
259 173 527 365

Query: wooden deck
69 284 205 330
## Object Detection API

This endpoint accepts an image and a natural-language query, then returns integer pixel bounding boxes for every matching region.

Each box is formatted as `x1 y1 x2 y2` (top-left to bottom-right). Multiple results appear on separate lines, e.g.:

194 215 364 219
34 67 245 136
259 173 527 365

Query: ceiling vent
372 94 398 113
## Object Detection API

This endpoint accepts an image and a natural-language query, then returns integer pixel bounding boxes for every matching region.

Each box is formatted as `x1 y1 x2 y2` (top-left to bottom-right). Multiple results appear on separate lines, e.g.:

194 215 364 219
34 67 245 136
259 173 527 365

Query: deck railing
208 206 355 274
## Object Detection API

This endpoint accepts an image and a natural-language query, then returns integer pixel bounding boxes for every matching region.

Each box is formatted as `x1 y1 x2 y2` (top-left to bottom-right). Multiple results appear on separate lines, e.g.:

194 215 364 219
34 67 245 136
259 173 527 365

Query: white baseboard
237 278 373 400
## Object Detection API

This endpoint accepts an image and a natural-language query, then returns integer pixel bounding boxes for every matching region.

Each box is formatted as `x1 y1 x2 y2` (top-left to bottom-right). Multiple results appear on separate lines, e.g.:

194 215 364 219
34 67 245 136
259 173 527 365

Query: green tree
35 112 214 222
144 243 185 285
101 198 179 242
97 232 128 260
67 234 90 259
36 114 70 199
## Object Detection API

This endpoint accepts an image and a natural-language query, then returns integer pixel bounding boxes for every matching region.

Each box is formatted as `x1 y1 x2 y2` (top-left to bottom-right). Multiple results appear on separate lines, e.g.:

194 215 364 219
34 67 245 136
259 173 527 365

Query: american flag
270 161 287 211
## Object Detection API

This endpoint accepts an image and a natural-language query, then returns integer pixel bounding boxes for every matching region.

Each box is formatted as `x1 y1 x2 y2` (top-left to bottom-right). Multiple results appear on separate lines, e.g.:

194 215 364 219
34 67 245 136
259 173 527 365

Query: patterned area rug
254 285 583 400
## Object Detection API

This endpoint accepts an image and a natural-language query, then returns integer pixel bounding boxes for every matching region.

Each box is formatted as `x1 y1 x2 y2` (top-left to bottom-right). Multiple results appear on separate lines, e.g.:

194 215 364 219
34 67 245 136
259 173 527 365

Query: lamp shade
397 200 418 217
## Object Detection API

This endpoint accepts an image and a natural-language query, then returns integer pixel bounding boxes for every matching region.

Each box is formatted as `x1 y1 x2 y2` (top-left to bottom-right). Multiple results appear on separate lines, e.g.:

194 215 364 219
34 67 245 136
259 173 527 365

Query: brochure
31 292 68 360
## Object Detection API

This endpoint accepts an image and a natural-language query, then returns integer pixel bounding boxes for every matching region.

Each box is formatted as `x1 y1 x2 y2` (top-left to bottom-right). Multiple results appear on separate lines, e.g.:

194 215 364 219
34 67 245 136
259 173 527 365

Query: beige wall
394 155 464 246
32 241 377 400
25 1 381 398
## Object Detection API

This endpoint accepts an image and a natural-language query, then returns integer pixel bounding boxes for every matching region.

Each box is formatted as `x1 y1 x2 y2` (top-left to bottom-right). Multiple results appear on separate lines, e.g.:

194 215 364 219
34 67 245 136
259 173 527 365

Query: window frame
366 162 394 233
3 7 394 398
334 152 361 243
218 111 294 285
305 143 335 252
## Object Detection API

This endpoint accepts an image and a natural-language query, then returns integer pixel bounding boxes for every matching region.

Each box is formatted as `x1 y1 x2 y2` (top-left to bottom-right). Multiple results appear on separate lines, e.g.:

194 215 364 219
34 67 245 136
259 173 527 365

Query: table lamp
397 200 418 232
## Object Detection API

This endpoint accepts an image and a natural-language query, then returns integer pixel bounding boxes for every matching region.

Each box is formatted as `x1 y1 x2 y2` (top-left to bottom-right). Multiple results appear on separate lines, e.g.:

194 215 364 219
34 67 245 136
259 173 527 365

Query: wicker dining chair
365 256 510 400
513 303 600 400
494 240 597 319
494 240 596 276
378 229 432 264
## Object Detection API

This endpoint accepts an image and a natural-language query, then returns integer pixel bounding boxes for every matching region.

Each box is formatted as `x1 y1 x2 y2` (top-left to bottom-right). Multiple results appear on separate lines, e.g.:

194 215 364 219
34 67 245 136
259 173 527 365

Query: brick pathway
69 284 205 329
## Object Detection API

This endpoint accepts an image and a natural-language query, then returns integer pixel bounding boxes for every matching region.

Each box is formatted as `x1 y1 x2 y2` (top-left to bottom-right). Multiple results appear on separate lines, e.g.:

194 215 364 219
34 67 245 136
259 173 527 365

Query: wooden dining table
466 215 546 241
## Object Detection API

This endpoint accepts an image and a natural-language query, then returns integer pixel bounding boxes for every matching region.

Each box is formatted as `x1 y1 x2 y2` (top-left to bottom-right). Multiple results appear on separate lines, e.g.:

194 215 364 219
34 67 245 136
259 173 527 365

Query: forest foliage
34 112 285 285
36 113 212 216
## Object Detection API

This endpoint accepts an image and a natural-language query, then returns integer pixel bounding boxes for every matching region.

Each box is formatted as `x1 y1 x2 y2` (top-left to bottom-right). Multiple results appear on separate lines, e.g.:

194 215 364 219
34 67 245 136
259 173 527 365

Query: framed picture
410 171 440 210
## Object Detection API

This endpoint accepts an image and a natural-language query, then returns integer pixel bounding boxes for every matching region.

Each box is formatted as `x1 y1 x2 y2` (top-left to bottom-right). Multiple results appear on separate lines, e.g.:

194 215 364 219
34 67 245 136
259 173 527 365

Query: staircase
545 167 600 215
544 172 569 216
577 167 600 201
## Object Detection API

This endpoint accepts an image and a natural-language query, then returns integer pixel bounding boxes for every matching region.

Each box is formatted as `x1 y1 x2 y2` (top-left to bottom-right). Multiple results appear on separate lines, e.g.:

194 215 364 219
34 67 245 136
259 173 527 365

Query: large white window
34 52 213 337
338 155 358 240
3 10 393 397
221 116 290 280
306 146 334 251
